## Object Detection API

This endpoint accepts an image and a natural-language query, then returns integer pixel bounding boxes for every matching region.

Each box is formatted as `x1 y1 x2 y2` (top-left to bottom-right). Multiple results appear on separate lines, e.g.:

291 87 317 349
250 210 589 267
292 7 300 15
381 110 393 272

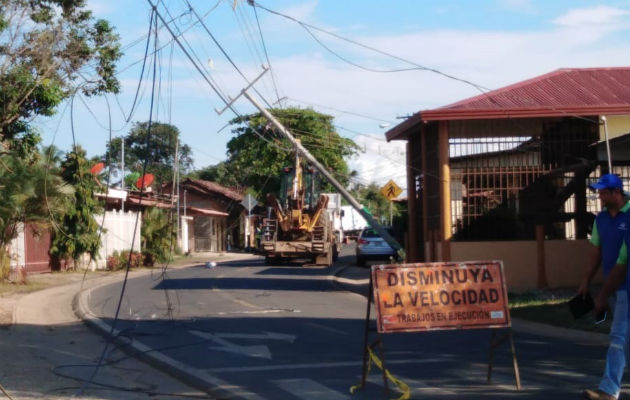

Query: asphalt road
84 247 626 400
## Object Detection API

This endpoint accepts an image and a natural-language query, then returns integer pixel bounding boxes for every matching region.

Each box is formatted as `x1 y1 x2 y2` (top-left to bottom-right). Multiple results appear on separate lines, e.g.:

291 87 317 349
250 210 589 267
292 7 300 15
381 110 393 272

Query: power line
285 97 394 124
76 8 162 396
251 2 490 94
182 0 275 110
252 3 282 105
251 2 600 128
148 1 293 155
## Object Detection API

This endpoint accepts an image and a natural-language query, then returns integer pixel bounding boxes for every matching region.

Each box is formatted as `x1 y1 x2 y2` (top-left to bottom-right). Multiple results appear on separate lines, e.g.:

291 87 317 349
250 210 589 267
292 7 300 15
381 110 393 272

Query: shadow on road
153 276 337 292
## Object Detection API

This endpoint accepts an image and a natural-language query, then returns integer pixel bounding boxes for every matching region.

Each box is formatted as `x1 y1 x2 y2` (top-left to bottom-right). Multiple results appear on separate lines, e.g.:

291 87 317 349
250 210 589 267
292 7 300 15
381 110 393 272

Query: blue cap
589 174 623 190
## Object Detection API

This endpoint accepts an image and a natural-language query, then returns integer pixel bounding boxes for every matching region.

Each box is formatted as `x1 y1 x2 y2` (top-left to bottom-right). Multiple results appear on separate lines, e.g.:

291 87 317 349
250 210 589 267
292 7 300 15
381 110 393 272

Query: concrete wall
441 239 596 292
600 114 630 139
95 210 142 269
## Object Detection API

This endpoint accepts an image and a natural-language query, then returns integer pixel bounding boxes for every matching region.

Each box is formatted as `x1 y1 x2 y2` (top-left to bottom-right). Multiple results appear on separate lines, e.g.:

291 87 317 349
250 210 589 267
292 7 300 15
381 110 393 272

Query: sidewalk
0 252 610 399
0 251 255 400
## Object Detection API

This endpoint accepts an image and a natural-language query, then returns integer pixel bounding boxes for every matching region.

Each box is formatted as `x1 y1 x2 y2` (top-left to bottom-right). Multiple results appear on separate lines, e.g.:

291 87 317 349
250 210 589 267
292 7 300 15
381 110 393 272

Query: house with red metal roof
385 67 630 290
163 178 245 253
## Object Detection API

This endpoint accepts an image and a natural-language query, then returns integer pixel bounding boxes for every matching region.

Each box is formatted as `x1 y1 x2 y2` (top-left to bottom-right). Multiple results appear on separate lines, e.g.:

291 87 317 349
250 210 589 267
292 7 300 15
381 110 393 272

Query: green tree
196 108 359 198
104 122 193 191
351 183 401 225
50 146 103 267
0 0 120 276
0 0 121 146
0 144 71 278
141 207 176 266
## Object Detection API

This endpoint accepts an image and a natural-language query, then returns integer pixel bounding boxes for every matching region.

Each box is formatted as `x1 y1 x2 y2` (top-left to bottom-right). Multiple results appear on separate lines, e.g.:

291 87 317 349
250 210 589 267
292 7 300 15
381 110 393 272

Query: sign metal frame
356 260 521 395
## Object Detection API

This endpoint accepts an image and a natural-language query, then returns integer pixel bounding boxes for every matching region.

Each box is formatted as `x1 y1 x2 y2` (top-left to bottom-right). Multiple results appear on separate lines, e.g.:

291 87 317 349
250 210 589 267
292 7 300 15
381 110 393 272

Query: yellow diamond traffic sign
380 180 402 201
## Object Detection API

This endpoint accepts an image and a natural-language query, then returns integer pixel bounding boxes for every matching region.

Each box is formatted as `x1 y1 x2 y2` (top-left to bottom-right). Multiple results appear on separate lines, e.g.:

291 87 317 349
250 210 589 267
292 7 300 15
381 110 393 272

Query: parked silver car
355 227 396 267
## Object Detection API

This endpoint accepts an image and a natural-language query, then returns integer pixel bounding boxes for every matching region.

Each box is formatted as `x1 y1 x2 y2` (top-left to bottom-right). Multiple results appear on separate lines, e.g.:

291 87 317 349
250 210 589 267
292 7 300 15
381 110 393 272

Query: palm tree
0 147 71 278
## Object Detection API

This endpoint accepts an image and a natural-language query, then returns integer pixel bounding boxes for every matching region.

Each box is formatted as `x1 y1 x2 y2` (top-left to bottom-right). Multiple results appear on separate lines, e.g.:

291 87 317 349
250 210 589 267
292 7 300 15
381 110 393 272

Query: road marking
216 331 296 343
189 330 272 359
215 308 301 315
274 379 349 400
207 358 443 373
304 322 349 336
80 293 268 400
403 377 457 396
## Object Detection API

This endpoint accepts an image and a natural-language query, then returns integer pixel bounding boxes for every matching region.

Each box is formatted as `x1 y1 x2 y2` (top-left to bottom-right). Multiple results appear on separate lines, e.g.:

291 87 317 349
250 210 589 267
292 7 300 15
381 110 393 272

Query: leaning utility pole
121 136 125 212
241 88 404 260
147 1 404 259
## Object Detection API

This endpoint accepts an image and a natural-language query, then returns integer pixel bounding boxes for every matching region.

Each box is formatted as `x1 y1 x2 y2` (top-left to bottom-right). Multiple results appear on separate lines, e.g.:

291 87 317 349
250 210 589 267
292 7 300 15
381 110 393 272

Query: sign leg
376 338 390 395
487 329 496 384
509 328 522 390
360 275 374 388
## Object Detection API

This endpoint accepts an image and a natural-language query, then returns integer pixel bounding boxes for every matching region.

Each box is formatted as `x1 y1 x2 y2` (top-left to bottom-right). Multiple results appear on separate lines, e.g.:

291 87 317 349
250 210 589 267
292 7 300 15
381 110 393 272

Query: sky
34 0 630 193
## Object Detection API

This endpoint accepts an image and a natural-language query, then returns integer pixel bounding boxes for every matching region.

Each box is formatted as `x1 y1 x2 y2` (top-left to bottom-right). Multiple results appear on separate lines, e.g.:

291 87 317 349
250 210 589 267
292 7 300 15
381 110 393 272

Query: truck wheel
265 256 277 265
315 251 333 267
332 244 339 261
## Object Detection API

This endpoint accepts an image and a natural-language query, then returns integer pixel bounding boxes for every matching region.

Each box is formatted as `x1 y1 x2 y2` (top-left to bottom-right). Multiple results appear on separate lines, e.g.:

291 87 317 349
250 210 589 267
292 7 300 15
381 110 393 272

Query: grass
0 268 117 297
508 288 611 334
0 253 207 297
0 280 50 297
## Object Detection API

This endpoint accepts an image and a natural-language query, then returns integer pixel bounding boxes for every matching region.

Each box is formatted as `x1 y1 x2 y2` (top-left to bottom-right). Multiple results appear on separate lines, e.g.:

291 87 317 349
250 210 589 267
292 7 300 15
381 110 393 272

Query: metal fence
447 121 617 241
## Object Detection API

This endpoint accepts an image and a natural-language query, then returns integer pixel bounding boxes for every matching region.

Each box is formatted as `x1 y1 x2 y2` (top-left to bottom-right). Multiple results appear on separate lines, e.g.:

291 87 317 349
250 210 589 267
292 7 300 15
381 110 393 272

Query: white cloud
347 134 407 189
55 1 630 185
552 5 629 28
247 14 629 186
86 0 115 17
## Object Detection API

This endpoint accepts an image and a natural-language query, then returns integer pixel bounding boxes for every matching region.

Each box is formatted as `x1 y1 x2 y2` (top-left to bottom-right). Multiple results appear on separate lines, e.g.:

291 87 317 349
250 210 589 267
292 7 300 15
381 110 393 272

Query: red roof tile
386 67 630 141
183 178 243 201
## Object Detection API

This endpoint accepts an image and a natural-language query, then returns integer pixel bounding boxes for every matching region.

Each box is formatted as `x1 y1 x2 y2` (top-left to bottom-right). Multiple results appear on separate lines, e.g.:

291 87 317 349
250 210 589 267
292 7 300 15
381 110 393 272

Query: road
83 246 624 399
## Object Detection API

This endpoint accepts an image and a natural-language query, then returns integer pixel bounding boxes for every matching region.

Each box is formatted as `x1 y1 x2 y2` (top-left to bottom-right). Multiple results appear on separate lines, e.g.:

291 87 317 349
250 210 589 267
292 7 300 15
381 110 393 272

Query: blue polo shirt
591 202 630 287
613 220 630 295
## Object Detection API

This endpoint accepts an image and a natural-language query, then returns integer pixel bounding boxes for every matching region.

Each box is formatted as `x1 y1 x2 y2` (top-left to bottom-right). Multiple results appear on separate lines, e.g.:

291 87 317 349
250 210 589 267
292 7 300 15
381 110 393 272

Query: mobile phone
595 311 607 325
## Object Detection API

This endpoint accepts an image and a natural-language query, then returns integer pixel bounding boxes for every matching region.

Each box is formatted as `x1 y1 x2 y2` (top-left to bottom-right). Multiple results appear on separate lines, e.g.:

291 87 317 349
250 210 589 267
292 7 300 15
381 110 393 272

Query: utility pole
242 90 404 259
174 138 180 244
121 137 125 212
601 116 612 173
146 4 404 258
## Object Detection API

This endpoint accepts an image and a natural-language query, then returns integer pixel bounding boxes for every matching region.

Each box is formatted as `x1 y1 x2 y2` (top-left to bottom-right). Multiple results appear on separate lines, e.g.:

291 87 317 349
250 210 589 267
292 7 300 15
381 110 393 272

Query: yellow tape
349 346 410 400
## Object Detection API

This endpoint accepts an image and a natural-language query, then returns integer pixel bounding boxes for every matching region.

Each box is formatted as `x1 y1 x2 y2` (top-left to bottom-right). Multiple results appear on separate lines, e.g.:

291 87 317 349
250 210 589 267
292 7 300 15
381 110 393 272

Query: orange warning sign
372 261 510 333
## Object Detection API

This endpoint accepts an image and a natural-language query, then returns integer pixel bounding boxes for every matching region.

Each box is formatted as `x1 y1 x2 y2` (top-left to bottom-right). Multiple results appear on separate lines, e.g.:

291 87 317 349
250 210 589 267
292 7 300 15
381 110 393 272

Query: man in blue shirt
581 174 630 400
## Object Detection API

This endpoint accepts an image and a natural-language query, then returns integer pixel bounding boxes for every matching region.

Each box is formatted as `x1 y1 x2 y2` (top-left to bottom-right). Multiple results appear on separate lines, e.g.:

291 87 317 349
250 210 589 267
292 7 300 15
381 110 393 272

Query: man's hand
577 279 590 298
594 292 608 316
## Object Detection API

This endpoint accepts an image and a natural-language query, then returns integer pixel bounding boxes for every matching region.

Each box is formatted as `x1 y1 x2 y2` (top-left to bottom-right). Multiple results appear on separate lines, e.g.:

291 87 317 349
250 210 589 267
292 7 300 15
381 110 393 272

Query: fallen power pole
149 5 406 260
239 81 405 261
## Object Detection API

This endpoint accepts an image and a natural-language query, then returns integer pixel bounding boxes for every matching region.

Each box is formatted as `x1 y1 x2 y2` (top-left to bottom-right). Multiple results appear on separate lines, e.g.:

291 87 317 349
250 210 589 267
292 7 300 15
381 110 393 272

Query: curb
72 253 265 400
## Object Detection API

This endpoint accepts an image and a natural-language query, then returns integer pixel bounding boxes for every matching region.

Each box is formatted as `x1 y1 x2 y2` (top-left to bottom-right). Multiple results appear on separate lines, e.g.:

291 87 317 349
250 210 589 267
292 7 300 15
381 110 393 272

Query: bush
106 250 143 270
141 208 176 265
0 248 10 281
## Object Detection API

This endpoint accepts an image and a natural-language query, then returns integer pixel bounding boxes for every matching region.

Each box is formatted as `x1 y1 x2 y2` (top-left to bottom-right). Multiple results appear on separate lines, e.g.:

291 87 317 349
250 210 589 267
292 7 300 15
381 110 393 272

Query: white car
355 227 396 267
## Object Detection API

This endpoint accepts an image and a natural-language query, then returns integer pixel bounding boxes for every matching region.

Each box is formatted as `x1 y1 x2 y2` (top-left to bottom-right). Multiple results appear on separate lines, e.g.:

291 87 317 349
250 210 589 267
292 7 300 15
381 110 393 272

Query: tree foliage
350 183 401 225
50 146 102 265
0 0 120 275
0 144 71 277
195 108 359 198
104 122 193 191
141 207 176 265
0 0 121 144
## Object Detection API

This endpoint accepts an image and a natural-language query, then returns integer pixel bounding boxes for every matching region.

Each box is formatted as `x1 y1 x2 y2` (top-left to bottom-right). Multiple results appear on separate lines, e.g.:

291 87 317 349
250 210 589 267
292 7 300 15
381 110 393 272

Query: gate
24 223 52 273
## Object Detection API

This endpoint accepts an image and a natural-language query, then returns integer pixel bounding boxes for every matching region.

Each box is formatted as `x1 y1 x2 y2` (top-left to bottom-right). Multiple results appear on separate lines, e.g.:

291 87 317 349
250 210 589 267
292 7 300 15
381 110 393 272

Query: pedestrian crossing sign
380 180 402 201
